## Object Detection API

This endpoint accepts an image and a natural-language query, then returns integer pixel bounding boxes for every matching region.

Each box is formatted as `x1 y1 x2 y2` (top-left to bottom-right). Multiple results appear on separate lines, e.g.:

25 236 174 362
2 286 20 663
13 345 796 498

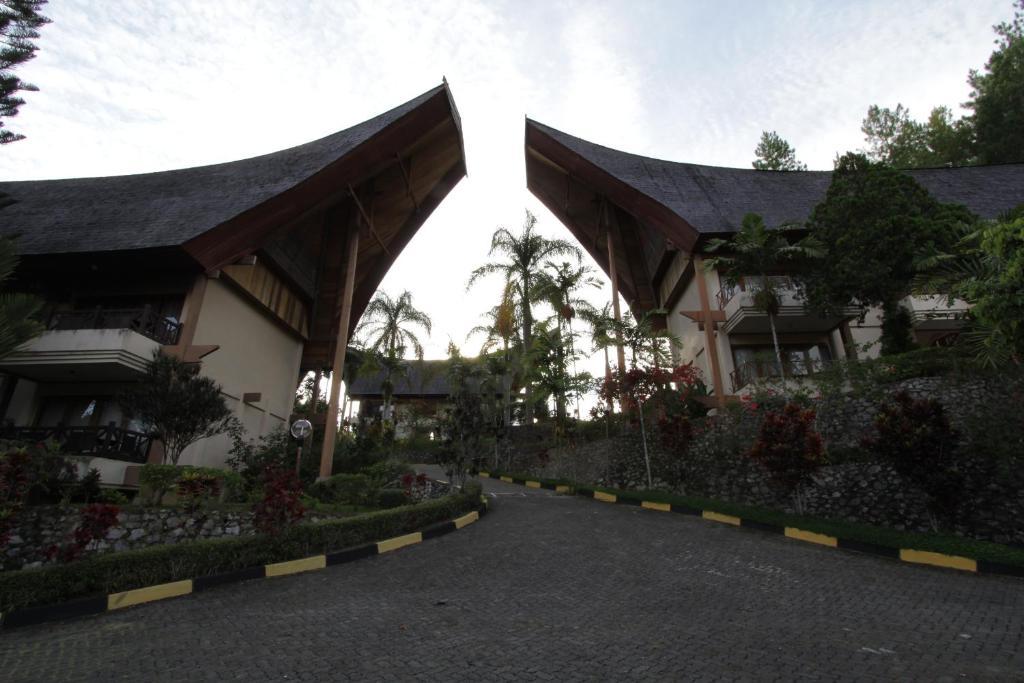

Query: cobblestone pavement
3 467 1024 682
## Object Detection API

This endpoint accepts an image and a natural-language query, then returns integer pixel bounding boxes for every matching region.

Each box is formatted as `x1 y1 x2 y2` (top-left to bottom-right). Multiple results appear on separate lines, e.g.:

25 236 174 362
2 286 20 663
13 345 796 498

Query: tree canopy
967 0 1024 163
861 104 974 168
0 1 50 145
800 153 975 355
752 131 807 171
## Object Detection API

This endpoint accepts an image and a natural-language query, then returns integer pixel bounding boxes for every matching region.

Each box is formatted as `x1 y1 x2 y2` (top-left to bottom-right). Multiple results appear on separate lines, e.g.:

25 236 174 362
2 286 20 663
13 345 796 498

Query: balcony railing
47 306 182 345
730 357 833 393
716 276 797 310
0 423 154 464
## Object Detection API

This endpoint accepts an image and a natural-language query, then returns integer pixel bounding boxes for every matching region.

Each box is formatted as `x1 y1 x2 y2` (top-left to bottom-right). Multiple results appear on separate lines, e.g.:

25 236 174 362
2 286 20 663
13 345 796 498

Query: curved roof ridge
0 83 453 256
526 118 1024 236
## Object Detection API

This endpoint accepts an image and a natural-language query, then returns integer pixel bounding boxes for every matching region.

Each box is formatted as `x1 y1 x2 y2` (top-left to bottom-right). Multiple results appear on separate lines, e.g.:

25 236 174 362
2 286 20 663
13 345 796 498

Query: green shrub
138 464 179 505
308 473 378 506
461 480 483 500
360 460 413 487
0 493 479 612
375 488 407 509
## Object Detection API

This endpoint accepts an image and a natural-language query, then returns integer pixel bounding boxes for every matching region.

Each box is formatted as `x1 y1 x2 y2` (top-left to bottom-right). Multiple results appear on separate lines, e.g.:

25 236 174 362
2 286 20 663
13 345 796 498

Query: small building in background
346 360 451 439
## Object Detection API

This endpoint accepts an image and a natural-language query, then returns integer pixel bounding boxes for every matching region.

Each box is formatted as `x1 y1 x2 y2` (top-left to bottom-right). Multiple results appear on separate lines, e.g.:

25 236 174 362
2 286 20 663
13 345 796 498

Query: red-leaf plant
0 450 32 549
47 503 121 563
748 402 825 513
400 472 429 502
252 466 305 535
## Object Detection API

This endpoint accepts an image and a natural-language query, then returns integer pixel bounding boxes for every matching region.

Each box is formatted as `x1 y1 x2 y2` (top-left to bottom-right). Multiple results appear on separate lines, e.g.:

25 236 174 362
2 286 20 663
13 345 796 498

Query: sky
0 0 1012 410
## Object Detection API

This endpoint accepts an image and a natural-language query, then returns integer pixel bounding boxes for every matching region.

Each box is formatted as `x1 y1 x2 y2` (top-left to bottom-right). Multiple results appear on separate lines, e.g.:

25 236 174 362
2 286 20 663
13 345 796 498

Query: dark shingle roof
0 86 447 255
529 120 1024 233
347 360 450 398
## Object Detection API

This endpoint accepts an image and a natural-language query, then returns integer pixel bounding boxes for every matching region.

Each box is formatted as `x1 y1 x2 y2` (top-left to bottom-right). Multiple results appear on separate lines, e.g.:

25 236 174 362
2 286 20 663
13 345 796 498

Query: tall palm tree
0 237 43 360
467 282 520 431
467 210 581 417
534 261 601 418
355 290 432 421
704 213 821 383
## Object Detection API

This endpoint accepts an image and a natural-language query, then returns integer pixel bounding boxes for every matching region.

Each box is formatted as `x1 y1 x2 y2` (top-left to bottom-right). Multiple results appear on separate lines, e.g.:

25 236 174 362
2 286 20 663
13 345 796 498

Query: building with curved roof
525 119 1024 401
0 82 466 483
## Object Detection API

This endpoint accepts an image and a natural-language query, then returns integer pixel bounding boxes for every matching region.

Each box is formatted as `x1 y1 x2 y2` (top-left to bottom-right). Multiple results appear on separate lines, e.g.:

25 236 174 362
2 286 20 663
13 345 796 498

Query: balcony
729 357 834 394
0 327 164 382
47 306 181 345
716 276 860 335
0 423 153 464
904 295 969 330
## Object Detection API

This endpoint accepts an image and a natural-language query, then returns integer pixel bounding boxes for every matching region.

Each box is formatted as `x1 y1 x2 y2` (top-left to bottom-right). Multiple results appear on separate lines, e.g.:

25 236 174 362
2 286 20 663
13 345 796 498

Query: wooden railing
0 424 154 463
47 306 181 345
729 358 833 393
716 276 797 310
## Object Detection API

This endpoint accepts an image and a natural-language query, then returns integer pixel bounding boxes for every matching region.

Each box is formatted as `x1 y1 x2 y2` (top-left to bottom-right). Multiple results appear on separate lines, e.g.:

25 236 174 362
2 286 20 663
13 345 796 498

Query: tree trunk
768 312 787 384
638 399 653 489
521 275 533 422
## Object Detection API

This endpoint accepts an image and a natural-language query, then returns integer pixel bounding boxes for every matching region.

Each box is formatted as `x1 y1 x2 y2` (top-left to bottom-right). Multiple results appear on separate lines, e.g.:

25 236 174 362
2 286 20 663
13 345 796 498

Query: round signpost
290 419 313 475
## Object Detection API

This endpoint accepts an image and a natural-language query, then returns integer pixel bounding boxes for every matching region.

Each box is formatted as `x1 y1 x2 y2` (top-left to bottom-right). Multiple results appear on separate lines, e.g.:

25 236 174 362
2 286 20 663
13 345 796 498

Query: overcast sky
0 0 1011 399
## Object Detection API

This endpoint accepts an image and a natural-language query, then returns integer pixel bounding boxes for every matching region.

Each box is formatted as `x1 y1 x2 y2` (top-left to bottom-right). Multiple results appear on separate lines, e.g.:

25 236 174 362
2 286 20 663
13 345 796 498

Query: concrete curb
1 499 489 630
478 472 1024 579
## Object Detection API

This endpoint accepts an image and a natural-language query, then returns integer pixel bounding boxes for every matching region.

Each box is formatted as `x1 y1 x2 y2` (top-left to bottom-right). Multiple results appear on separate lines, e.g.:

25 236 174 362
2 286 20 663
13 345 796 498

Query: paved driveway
3 468 1023 681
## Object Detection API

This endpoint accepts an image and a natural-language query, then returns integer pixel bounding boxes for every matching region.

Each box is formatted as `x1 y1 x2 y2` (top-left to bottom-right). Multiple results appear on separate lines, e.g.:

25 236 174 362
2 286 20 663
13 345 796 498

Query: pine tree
0 1 50 144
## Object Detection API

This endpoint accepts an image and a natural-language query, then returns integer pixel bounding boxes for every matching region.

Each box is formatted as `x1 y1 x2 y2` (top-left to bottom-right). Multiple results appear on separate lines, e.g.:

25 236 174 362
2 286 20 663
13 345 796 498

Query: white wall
178 277 304 468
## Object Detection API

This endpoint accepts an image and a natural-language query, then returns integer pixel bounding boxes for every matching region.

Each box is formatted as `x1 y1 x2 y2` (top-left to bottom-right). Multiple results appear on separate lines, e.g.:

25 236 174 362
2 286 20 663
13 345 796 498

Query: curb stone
1 499 489 630
477 471 1019 578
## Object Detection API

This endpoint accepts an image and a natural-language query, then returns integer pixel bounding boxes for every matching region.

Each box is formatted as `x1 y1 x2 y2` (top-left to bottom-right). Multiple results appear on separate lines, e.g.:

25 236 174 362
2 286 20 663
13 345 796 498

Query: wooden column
319 224 360 479
693 255 726 407
603 202 627 376
839 320 858 360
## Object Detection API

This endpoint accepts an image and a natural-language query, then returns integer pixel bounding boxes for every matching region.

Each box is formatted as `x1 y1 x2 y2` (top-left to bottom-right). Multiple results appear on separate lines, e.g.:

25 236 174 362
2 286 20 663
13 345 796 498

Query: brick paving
2 467 1023 681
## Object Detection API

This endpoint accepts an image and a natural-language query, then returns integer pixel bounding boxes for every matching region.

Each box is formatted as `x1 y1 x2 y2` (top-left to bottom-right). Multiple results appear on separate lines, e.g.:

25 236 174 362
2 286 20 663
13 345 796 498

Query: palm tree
355 290 432 421
0 237 43 360
468 210 581 418
534 261 601 419
704 213 821 383
467 282 519 439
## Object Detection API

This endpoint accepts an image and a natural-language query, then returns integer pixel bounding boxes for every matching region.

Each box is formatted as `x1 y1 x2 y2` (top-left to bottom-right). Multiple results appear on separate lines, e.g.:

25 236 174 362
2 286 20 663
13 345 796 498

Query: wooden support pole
693 255 726 407
603 201 627 378
319 225 360 479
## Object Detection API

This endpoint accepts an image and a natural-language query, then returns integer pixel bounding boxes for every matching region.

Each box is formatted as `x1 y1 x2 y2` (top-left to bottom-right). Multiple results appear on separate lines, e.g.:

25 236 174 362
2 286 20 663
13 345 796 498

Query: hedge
0 493 479 613
483 470 1024 569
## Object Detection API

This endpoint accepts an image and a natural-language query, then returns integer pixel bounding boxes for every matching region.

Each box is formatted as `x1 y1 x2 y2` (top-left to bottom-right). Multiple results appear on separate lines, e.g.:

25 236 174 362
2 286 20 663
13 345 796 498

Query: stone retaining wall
3 506 352 572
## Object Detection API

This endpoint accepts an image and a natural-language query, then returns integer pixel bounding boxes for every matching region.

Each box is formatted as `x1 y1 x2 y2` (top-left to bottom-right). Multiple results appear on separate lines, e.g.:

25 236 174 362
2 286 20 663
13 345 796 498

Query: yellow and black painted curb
477 472 1024 580
1 502 488 630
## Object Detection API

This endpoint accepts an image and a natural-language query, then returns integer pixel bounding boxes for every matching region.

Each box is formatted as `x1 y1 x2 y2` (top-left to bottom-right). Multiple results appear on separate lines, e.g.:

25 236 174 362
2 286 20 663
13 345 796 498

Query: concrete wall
178 277 304 468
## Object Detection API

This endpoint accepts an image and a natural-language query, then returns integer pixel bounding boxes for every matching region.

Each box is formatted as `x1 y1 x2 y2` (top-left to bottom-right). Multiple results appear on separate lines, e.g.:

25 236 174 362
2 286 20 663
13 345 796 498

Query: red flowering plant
862 392 961 527
0 450 32 549
748 402 825 513
400 472 430 502
252 466 305 535
603 363 708 488
176 470 223 538
47 503 121 563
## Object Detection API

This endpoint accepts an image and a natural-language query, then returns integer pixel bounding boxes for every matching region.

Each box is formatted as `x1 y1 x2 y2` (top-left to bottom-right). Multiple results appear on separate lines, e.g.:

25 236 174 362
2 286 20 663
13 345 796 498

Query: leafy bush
375 488 407 509
748 403 825 511
139 464 180 506
360 460 414 487
0 493 480 612
307 473 377 507
863 392 962 524
252 467 304 535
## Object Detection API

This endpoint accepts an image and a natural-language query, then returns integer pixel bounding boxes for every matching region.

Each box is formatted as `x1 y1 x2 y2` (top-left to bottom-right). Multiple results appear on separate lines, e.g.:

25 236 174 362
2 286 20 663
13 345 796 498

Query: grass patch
483 470 1024 568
